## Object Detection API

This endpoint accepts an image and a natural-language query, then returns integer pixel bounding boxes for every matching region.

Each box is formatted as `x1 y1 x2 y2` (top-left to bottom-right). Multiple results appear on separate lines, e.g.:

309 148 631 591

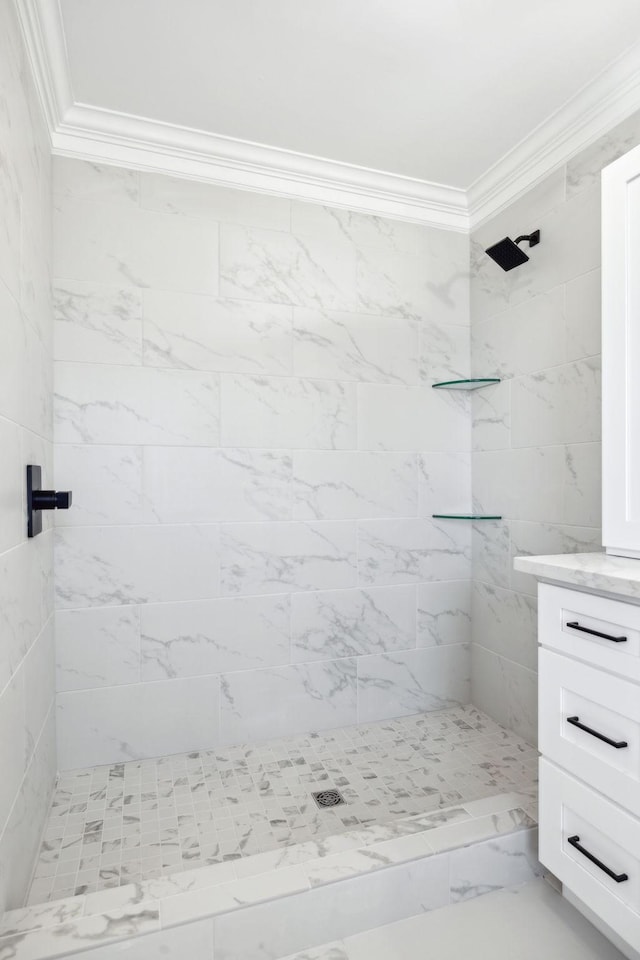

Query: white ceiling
58 0 640 188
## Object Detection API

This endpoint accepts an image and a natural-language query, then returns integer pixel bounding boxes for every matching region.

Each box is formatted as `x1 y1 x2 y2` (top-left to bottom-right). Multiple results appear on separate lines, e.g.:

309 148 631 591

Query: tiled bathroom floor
27 706 537 905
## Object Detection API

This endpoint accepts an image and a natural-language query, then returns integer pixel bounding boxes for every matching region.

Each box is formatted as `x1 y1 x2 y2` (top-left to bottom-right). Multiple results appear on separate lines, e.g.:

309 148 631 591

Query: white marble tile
143 446 292 522
291 585 416 662
293 307 419 383
219 223 357 310
471 381 510 451
357 384 469 452
56 606 141 691
290 202 437 258
53 158 140 206
471 581 537 672
471 520 511 589
55 363 220 446
567 108 640 197
293 451 417 520
54 196 219 294
448 826 541 901
0 903 161 959
471 645 537 746
417 452 470 517
565 268 601 361
140 594 290 679
23 618 55 754
221 521 357 596
221 374 355 449
0 278 27 426
511 357 601 447
220 660 358 744
0 673 27 830
54 445 144 526
470 286 566 380
509 520 601 597
357 518 471 585
417 580 471 647
55 524 221 608
61 920 215 960
142 289 293 374
57 676 220 768
420 321 469 382
357 646 470 722
356 231 469 325
0 417 23 553
140 171 291 229
53 281 143 365
213 851 451 960
0 539 52 692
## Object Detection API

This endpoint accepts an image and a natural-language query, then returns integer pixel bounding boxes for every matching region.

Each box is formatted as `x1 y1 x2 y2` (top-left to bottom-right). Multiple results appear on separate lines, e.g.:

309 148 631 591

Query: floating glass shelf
432 378 500 390
433 513 503 520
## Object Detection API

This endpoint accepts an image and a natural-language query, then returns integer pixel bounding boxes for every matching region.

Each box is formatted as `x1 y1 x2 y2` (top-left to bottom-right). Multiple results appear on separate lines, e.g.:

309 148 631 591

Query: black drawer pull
567 835 628 883
566 716 628 749
565 621 627 643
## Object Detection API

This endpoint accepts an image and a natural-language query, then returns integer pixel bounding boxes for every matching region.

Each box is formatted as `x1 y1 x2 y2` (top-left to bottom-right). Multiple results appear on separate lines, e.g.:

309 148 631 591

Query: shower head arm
514 230 540 249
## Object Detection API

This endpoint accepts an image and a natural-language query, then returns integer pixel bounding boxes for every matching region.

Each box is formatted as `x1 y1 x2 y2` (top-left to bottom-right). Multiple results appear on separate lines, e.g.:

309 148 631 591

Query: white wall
469 109 640 744
52 159 472 768
0 0 56 912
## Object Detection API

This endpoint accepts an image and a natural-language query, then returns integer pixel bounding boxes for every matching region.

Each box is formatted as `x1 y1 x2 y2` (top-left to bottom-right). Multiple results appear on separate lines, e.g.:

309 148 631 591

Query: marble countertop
514 552 640 601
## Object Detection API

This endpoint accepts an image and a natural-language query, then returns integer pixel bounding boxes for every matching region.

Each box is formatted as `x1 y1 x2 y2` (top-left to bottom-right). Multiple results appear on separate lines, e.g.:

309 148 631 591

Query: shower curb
0 791 537 959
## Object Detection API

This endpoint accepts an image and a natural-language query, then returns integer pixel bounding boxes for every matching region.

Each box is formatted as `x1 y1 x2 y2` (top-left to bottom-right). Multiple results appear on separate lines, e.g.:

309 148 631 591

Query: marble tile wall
52 159 472 769
0 0 56 912
469 108 640 745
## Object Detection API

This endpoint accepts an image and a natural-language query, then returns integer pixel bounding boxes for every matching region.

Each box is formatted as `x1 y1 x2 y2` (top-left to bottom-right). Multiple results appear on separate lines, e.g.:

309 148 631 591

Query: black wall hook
27 465 72 537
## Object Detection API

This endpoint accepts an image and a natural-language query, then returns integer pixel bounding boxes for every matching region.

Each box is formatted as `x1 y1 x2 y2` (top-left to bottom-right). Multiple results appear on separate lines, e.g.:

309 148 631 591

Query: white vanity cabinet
535 579 640 955
603 141 640 559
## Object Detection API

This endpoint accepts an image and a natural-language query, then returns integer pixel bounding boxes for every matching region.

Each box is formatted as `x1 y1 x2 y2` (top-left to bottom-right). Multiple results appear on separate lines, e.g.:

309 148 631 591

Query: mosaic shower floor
27 705 538 906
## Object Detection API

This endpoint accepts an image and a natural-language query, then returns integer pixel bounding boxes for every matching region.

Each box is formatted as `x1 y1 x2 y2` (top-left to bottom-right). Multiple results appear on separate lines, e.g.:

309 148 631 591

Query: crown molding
468 40 640 229
13 0 640 234
52 103 469 230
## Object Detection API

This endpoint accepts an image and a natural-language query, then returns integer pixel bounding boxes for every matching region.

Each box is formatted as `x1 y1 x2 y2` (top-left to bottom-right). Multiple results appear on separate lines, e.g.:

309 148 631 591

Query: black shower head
485 229 540 271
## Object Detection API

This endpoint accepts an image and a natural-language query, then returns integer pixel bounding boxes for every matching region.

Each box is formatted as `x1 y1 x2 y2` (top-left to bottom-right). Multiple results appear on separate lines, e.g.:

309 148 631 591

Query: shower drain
311 788 346 809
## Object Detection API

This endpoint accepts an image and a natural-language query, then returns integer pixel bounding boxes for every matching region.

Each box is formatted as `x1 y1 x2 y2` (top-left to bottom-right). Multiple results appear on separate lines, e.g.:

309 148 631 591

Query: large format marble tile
292 307 419 383
567 107 640 198
140 594 290 678
511 357 601 447
53 280 143 365
143 446 293 523
55 363 219 446
55 524 221 608
56 606 141 691
57 676 221 768
417 452 470 517
54 197 219 294
143 290 293 374
292 451 417 520
291 585 416 662
471 581 537 672
54 444 144 526
53 159 140 206
221 521 357 596
221 374 356 449
420 320 470 382
471 645 537 746
357 385 469 452
140 171 291 229
357 518 471 585
220 660 358 743
417 580 471 647
357 646 470 722
219 223 357 310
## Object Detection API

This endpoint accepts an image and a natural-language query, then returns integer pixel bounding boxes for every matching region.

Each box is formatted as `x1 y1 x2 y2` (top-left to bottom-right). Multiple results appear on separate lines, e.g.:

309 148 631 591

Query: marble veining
513 551 640 598
27 706 537 905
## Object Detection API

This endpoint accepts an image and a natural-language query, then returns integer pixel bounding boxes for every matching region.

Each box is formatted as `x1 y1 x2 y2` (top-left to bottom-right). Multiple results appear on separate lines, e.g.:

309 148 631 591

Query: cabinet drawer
540 648 640 813
540 758 640 951
539 583 640 682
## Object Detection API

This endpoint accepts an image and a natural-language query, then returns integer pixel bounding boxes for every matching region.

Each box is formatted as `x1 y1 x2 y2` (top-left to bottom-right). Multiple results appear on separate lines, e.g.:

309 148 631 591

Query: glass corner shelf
432 378 500 390
432 513 502 520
